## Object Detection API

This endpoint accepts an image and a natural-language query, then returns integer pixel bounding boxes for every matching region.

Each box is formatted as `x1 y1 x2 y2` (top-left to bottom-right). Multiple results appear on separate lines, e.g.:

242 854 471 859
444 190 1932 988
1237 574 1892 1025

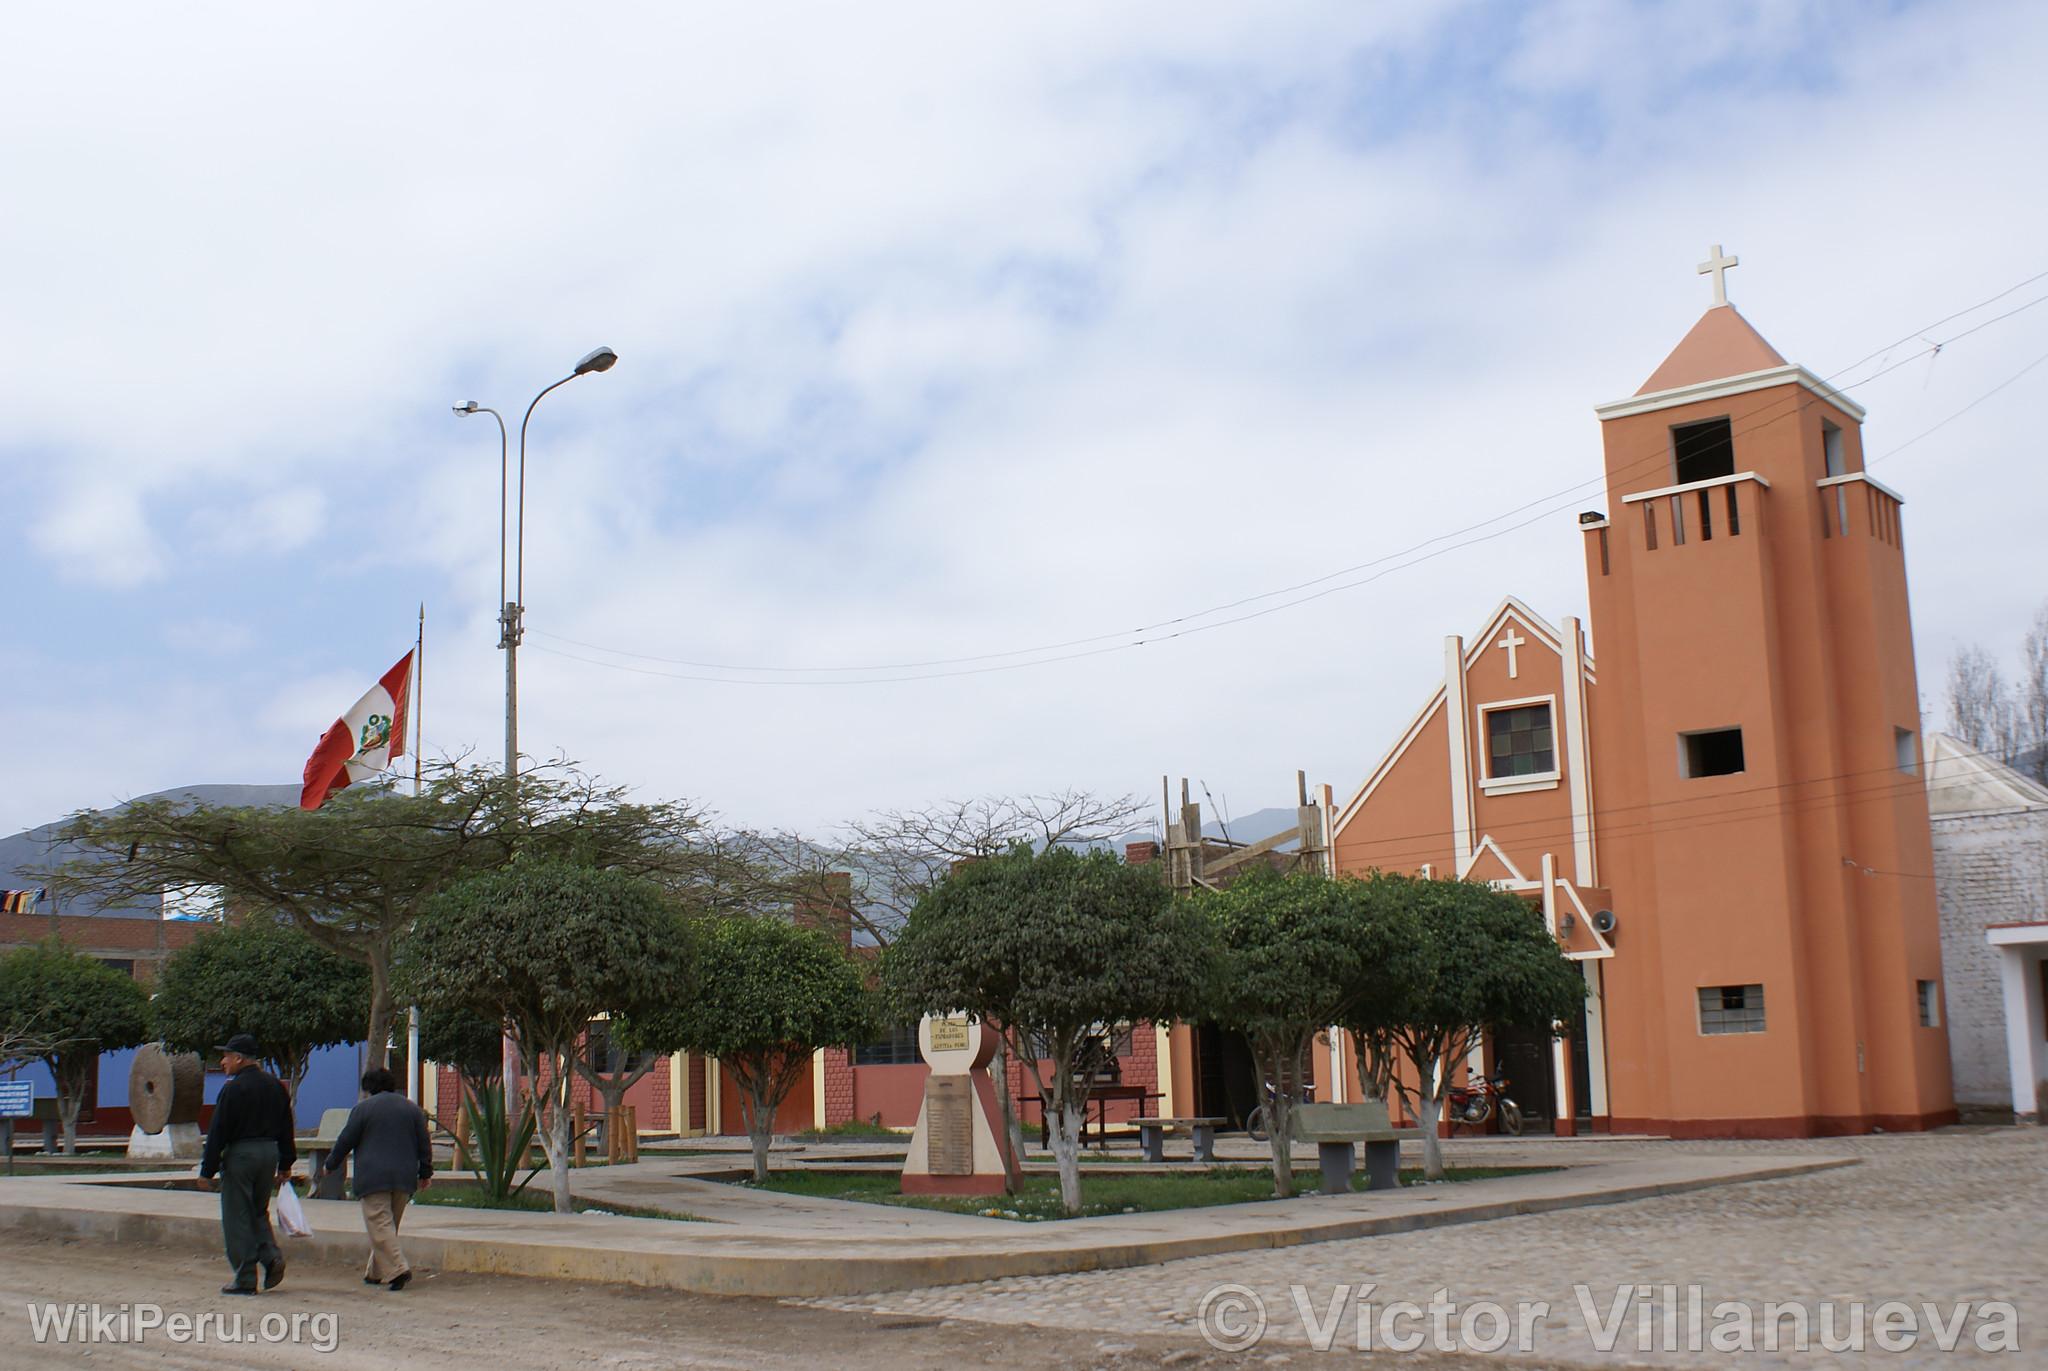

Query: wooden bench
1291 1100 1401 1194
1130 1116 1226 1163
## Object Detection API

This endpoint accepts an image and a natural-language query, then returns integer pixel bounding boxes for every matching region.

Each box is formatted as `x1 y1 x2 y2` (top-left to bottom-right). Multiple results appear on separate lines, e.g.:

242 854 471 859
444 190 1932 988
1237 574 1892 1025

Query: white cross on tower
1497 627 1526 679
1698 243 1739 307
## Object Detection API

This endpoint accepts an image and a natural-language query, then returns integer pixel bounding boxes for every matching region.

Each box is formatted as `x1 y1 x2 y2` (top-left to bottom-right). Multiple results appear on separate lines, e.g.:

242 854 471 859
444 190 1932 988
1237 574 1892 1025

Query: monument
899 1013 1016 1196
125 1044 205 1159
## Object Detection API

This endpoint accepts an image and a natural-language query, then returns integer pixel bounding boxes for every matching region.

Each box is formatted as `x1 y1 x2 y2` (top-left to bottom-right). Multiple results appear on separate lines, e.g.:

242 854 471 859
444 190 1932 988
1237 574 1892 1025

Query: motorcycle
1446 1071 1524 1135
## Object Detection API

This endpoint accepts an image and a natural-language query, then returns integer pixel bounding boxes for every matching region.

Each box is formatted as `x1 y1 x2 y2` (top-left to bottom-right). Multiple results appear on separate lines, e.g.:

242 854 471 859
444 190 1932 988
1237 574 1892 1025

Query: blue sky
3 0 2044 839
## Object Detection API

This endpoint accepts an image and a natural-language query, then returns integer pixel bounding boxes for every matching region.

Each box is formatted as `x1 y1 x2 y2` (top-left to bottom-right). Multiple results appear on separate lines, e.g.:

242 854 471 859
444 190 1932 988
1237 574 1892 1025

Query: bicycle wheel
1245 1106 1269 1144
1499 1101 1524 1136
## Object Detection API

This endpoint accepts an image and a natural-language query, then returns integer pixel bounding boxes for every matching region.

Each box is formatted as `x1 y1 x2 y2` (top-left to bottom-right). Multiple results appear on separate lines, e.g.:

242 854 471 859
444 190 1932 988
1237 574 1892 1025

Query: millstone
128 1044 204 1134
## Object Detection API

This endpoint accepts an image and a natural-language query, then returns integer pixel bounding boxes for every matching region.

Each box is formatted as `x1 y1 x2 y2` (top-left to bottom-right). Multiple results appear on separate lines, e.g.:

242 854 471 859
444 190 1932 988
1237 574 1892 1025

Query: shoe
388 1271 412 1292
364 1276 382 1285
263 1255 287 1290
221 1285 258 1297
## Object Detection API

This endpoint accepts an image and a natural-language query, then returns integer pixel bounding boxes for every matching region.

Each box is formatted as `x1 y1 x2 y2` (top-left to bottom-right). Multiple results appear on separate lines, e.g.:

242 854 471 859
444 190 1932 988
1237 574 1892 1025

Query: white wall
1932 810 2048 1109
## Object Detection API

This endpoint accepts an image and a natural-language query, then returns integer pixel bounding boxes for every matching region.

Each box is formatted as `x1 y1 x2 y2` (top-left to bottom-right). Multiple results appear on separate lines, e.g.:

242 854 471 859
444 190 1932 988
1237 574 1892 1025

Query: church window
1725 483 1741 536
1485 703 1556 778
1822 421 1846 477
854 1023 921 1066
1698 984 1766 1035
1895 727 1918 776
1916 980 1940 1028
1681 727 1745 778
1673 417 1735 485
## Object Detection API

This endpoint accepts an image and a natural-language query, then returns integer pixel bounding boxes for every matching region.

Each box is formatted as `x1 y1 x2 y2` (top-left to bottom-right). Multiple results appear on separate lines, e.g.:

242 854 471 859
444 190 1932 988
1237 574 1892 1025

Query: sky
3 0 2045 842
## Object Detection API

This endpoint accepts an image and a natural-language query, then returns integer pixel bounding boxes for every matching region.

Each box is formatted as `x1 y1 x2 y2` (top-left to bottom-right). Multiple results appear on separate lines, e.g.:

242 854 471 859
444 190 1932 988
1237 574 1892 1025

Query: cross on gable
1496 627 1526 679
1698 243 1739 307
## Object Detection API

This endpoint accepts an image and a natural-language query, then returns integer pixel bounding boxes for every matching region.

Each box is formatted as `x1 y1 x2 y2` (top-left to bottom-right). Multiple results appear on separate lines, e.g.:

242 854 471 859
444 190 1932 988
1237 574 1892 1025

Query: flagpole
406 604 424 1106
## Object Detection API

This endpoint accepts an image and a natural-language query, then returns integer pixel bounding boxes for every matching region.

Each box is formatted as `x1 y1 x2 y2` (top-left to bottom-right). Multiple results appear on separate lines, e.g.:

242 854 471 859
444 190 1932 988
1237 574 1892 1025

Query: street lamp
454 347 619 1102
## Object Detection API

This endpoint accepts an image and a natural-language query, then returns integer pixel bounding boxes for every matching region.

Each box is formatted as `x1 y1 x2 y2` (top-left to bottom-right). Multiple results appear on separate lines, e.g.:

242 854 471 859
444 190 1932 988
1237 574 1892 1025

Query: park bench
306 1107 353 1198
0 1097 63 1155
1291 1100 1401 1194
1130 1116 1226 1163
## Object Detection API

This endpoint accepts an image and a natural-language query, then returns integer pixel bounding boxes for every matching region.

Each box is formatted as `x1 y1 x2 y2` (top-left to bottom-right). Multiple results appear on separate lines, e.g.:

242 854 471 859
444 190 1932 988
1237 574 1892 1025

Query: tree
1944 601 2048 785
1339 874 1585 1180
885 845 1214 1216
150 918 368 1101
652 916 873 1182
47 761 726 1072
401 859 696 1213
0 940 150 1153
418 1005 506 1096
840 790 1145 1180
1198 870 1411 1197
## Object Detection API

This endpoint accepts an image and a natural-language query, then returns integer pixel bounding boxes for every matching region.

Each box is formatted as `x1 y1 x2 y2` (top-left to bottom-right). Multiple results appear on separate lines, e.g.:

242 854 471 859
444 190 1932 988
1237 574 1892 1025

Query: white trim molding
1444 635 1474 866
1817 470 1907 504
1595 363 1866 423
1562 615 1596 885
1459 833 1538 889
1621 470 1770 505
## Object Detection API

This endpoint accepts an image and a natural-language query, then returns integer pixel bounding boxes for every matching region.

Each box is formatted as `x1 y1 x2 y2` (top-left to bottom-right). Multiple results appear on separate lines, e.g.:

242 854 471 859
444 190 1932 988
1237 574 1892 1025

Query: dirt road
0 1230 1277 1370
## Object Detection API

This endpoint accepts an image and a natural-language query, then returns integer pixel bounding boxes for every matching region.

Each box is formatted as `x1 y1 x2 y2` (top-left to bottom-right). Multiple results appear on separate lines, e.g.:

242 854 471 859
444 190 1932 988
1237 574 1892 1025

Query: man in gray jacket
320 1067 434 1290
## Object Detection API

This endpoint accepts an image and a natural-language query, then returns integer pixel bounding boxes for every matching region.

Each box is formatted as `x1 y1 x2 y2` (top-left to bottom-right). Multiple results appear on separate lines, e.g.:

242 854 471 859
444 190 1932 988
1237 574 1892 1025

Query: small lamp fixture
574 347 619 376
1578 510 1607 525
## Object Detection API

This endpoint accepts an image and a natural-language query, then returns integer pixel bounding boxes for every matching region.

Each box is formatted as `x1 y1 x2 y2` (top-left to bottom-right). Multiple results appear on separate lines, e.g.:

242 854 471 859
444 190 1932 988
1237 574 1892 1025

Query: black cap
214 1033 260 1058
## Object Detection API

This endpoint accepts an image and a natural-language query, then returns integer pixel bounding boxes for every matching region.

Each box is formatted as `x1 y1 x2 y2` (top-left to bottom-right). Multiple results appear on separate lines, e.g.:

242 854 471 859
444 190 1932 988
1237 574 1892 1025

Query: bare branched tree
1946 600 2048 783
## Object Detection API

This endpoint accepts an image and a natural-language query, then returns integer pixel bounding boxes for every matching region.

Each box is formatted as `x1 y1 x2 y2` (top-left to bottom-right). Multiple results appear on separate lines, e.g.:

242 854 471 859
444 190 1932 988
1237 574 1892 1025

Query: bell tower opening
1673 417 1735 485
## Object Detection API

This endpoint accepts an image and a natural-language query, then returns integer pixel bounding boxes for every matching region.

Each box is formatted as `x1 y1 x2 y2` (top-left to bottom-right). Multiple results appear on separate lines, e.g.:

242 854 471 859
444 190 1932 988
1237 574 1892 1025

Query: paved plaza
806 1129 2047 1365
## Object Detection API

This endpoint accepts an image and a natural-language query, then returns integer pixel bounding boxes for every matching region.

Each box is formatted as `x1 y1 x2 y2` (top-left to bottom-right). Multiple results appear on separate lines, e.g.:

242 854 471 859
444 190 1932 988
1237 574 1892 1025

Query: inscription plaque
925 1075 974 1175
928 1016 971 1053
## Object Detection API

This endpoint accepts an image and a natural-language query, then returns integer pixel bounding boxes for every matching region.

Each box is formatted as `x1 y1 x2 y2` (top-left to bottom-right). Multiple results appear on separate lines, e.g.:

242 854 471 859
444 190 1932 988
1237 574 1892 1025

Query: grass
413 1183 700 1222
795 1119 903 1142
738 1165 1551 1221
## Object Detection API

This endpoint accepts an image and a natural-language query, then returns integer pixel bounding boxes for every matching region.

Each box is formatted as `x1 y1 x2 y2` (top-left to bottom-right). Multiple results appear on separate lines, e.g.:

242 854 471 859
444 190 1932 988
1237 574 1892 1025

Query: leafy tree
401 859 695 1212
650 916 873 1182
0 940 150 1153
1198 870 1412 1197
151 918 368 1101
1338 874 1585 1179
885 845 1214 1215
47 761 733 1072
419 1005 506 1096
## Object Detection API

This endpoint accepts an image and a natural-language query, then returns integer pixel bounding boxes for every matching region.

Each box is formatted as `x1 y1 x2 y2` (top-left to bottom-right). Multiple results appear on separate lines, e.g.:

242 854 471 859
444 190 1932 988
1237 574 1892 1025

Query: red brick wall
688 1053 707 1132
0 912 208 983
821 1046 855 1126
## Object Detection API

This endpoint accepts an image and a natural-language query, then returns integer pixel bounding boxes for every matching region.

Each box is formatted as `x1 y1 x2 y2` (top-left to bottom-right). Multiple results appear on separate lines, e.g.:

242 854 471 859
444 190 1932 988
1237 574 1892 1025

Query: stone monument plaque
924 1075 973 1175
927 1016 971 1053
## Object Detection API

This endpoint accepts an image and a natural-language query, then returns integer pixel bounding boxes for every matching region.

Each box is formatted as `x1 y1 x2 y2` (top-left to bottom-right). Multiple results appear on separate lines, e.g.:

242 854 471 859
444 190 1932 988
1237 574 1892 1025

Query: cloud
3 0 2046 839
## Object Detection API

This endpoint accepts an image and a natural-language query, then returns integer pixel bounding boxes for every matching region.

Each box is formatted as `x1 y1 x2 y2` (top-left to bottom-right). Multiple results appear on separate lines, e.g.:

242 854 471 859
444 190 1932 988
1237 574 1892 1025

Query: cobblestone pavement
801 1130 2047 1365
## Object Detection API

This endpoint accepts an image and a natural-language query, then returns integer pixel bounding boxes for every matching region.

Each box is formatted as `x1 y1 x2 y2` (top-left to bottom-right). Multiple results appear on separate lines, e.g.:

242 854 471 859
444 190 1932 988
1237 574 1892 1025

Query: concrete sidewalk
0 1149 1852 1298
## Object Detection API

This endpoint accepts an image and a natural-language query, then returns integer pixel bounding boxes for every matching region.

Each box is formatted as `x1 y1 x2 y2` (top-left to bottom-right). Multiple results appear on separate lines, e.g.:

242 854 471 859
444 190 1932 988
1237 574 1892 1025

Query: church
1322 248 1957 1138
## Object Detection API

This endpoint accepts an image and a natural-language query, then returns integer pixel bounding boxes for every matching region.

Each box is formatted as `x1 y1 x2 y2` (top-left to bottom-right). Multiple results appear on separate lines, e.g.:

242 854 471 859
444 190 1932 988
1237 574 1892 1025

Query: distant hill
1111 803 1305 852
0 783 299 919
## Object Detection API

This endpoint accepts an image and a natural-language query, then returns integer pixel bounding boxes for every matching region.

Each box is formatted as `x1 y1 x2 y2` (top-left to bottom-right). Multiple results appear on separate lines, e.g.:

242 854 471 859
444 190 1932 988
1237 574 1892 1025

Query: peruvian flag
300 652 414 810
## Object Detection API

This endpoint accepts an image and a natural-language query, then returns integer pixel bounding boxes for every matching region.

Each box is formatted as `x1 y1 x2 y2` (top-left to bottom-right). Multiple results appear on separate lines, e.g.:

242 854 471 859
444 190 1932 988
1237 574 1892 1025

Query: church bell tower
1579 247 1955 1135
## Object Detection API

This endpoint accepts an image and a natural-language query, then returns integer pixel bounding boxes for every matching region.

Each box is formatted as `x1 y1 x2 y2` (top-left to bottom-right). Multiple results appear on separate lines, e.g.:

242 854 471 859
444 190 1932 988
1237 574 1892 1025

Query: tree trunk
55 1061 84 1156
1253 1035 1297 1199
1049 1093 1084 1216
363 948 394 1071
1415 1049 1447 1181
748 1081 774 1183
990 1034 1025 1192
529 1046 576 1214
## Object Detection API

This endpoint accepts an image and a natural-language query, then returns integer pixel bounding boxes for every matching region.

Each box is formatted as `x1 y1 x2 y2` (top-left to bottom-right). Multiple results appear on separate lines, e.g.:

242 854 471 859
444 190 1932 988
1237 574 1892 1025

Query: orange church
1324 248 1957 1138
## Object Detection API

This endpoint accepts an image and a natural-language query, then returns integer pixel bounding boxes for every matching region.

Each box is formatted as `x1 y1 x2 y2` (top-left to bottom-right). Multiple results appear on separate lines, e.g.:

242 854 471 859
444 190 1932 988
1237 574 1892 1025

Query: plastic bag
273 1178 314 1238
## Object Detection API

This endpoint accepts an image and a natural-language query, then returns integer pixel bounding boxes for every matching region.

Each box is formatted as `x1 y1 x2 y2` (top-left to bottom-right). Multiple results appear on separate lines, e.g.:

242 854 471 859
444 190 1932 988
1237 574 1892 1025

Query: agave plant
459 1081 543 1203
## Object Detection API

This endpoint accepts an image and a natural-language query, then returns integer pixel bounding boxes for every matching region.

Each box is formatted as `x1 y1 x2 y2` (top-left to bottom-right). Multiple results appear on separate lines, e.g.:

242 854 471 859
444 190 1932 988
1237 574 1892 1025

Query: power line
531 273 2048 685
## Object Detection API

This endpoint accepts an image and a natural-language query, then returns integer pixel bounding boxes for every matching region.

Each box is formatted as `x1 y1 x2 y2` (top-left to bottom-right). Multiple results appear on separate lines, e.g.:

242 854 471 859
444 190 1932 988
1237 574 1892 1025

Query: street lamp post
455 345 618 1104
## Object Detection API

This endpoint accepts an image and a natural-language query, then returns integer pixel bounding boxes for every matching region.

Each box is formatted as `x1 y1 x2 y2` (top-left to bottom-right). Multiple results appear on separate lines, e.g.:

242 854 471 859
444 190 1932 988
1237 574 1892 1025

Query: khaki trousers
359 1189 411 1282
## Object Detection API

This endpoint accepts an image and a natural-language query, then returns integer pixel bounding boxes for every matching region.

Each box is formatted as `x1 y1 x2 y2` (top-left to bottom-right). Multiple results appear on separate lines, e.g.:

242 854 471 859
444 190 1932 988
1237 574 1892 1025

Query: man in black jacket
198 1034 297 1295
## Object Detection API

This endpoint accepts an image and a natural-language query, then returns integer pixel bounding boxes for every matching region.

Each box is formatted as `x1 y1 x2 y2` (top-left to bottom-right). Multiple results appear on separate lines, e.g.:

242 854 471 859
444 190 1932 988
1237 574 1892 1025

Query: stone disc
128 1045 204 1133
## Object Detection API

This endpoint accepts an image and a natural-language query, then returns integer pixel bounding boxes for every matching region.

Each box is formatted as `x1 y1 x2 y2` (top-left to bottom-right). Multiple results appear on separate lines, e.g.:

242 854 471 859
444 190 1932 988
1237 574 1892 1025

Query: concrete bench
1129 1116 1226 1163
1291 1100 1400 1194
307 1107 352 1199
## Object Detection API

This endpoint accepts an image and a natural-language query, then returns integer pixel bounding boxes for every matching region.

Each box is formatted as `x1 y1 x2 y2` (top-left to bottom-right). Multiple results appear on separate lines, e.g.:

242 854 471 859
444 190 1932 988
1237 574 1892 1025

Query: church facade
1325 252 1957 1137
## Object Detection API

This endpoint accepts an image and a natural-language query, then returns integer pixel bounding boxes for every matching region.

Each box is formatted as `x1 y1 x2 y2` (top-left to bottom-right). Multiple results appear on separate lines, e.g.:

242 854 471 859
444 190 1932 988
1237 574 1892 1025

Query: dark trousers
219 1139 281 1289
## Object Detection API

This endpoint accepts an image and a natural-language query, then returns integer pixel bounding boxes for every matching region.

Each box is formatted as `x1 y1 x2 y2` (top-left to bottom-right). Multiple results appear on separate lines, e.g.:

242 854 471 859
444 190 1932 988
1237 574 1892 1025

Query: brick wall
820 1046 855 1127
0 911 208 982
1931 808 2048 1108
